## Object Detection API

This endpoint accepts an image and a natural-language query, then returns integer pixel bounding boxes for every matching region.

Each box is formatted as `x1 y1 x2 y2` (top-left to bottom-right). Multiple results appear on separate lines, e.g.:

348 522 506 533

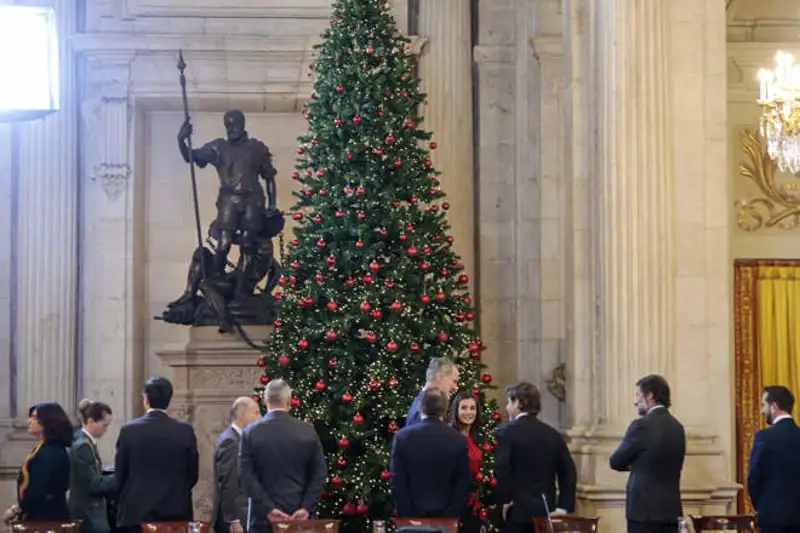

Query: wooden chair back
690 516 756 533
271 520 341 533
141 521 211 533
534 516 600 533
394 518 458 533
10 521 82 533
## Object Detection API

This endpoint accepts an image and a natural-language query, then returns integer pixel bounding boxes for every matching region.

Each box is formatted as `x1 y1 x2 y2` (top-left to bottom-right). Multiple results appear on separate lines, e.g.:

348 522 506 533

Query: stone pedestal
157 325 272 521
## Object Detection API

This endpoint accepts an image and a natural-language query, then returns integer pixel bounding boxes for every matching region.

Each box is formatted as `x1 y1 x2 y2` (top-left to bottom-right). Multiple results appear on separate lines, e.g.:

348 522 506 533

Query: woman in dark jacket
3 402 73 523
69 399 116 533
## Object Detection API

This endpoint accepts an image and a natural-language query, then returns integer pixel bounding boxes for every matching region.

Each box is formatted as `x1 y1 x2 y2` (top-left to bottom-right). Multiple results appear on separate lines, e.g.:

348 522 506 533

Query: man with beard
748 385 800 533
610 375 685 533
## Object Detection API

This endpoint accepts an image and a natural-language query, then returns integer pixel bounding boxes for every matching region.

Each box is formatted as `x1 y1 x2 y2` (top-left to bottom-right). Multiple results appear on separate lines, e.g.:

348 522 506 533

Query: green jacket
69 431 115 533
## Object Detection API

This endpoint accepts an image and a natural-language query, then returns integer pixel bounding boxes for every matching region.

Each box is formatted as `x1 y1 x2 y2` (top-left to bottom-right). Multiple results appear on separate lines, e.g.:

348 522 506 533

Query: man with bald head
212 397 261 533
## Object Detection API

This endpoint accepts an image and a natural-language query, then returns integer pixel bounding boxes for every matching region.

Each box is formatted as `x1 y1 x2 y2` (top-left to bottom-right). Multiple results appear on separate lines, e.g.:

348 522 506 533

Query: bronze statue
158 110 284 333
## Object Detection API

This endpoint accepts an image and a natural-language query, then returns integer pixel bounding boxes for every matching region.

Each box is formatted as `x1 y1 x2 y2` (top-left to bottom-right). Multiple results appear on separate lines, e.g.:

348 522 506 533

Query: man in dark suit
115 377 199 533
748 385 800 533
212 397 262 533
239 379 326 533
610 374 685 533
390 387 472 518
405 358 459 427
496 382 576 533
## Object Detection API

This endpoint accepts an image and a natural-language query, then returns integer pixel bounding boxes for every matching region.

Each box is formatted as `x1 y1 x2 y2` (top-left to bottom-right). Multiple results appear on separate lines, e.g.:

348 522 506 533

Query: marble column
417 0 476 285
593 0 674 426
14 0 79 413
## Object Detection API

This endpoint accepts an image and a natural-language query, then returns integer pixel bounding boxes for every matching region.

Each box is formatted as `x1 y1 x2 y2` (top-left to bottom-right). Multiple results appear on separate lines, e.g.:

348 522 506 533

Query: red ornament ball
380 470 391 481
459 274 469 284
360 302 372 313
337 457 347 468
386 135 395 144
491 411 503 422
338 437 350 448
482 373 493 384
290 398 301 409
336 85 344 93
325 330 337 342
443 202 450 210
298 339 309 350
315 381 326 392
342 392 353 403
387 341 399 353
292 212 303 221
420 294 431 305
435 291 446 303
407 247 418 257
369 261 380 273
356 504 369 517
342 504 356 516
355 240 364 248
390 301 402 313
260 375 269 385
366 332 377 344
429 141 437 149
257 358 266 367
331 476 344 489
438 331 449 343
482 443 492 453
278 355 290 366
353 413 364 425
410 343 420 352
353 115 362 124
371 309 383 320
328 359 337 368
479 508 488 520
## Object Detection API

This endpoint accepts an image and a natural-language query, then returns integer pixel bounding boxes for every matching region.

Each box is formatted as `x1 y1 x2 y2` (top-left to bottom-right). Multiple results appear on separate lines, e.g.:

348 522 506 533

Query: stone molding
123 0 333 19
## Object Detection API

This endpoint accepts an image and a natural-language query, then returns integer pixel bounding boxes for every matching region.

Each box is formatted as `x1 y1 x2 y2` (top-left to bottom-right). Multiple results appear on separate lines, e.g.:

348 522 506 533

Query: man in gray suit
212 397 261 533
239 379 327 533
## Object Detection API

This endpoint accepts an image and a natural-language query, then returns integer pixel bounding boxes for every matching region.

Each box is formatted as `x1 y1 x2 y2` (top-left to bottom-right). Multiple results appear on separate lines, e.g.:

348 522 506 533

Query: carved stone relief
81 95 131 201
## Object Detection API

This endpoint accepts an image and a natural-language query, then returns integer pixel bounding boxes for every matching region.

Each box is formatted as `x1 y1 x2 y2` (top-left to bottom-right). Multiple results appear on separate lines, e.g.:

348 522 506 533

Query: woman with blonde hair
69 399 116 533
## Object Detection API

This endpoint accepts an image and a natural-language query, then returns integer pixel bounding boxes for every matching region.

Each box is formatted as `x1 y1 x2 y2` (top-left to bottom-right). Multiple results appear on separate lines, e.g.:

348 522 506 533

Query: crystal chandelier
758 51 800 174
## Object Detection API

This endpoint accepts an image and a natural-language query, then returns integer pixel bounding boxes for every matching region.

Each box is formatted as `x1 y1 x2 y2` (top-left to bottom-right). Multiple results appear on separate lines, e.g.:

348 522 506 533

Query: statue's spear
177 50 207 279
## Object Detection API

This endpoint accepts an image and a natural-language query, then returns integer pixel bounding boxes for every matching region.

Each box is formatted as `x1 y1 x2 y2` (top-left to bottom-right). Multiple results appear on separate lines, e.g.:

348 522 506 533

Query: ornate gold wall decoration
736 130 800 231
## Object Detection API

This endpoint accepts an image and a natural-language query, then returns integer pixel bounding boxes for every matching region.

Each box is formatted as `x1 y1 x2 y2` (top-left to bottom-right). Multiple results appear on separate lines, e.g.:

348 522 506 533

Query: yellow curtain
756 265 800 424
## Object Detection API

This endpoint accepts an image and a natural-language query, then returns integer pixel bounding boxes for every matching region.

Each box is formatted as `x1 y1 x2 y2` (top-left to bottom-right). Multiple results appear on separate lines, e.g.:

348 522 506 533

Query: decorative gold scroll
736 130 800 231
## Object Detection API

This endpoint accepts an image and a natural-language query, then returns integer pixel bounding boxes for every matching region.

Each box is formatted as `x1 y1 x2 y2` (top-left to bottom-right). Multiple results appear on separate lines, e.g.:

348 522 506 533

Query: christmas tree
253 1 501 531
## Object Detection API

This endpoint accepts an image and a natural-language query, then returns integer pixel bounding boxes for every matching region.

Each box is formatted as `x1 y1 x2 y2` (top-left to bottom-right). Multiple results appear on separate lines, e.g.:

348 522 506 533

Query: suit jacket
69 430 116 533
212 426 248 533
390 419 472 518
495 414 577 522
114 410 199 527
610 407 686 524
17 440 71 521
748 417 800 526
239 411 326 530
404 389 425 428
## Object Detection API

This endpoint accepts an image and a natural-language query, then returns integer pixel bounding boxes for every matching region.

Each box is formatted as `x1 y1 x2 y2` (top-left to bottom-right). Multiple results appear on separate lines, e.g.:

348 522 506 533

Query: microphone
541 494 556 533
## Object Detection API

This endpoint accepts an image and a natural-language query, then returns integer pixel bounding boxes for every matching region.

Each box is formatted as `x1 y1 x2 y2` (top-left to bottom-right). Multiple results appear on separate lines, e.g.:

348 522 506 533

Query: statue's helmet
223 109 245 129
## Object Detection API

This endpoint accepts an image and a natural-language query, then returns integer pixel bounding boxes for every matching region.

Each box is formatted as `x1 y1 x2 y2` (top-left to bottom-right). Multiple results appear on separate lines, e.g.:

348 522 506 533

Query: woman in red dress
449 392 485 533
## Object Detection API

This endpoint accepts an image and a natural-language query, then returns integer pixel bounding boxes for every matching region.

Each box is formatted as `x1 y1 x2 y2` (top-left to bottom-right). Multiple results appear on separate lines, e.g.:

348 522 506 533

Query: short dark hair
636 374 671 408
29 402 74 447
420 388 448 418
764 385 795 413
144 377 173 410
449 392 483 444
77 399 112 424
505 382 541 416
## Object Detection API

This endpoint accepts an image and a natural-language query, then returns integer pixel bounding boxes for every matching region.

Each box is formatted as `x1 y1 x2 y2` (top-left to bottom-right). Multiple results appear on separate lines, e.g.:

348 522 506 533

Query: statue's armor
193 136 275 232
